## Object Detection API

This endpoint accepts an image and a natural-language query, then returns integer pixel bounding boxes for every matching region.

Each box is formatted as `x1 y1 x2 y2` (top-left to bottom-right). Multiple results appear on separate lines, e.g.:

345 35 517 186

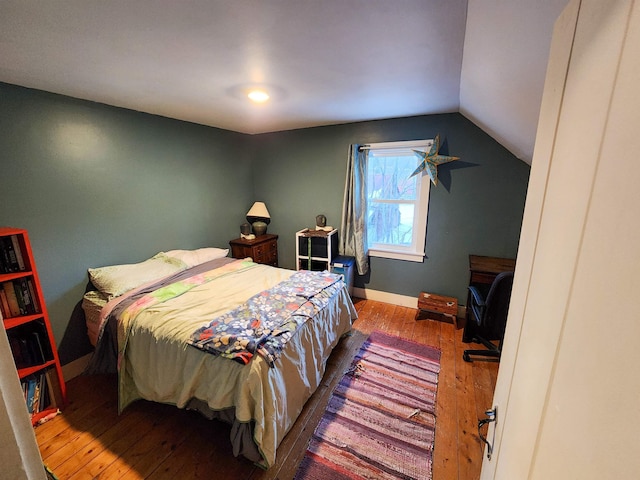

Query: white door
481 0 640 478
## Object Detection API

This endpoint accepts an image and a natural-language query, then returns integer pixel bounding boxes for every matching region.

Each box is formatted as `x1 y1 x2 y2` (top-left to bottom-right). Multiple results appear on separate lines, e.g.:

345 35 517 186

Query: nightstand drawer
229 234 278 267
255 239 277 265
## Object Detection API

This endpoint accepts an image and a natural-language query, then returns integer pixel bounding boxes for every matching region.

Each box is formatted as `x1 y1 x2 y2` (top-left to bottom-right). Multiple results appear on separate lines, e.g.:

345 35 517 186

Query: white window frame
365 139 433 262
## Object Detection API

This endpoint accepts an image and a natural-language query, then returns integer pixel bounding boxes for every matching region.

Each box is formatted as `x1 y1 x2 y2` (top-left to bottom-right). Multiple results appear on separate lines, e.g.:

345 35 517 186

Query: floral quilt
188 270 344 367
115 259 256 372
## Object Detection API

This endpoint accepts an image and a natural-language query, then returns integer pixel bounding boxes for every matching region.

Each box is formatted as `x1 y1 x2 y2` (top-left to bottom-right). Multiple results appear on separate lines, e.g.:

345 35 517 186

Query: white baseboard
353 287 417 308
353 287 467 318
61 353 92 381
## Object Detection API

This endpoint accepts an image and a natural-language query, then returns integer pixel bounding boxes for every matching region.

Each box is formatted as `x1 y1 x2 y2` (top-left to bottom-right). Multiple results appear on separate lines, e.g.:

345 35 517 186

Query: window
365 139 432 262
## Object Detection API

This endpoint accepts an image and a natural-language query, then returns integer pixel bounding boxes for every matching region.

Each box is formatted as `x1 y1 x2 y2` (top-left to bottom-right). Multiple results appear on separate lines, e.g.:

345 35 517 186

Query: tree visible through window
365 140 432 262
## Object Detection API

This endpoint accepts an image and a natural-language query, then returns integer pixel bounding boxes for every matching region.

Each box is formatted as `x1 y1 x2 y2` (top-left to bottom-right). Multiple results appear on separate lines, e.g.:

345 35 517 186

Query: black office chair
463 271 514 362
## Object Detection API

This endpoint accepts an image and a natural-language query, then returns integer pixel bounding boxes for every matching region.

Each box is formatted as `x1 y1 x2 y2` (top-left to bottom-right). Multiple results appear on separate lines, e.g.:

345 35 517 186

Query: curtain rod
358 139 433 152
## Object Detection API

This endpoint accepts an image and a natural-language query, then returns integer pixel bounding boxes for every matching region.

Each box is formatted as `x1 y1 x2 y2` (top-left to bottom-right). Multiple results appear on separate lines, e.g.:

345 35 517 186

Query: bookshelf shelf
0 226 66 425
0 270 33 282
17 359 57 378
3 313 45 330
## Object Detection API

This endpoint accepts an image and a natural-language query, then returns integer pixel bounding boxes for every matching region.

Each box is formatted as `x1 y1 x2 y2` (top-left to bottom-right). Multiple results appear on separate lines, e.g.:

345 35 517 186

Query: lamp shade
246 202 271 225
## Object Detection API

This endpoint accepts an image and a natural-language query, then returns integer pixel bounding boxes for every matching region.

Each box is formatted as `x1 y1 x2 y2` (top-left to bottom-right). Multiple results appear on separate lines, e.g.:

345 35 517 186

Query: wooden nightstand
229 234 278 267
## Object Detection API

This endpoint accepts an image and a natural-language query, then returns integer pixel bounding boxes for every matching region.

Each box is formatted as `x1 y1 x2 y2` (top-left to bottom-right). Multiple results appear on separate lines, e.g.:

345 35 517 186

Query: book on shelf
0 235 26 273
26 278 40 313
13 280 27 315
8 335 27 369
1 237 15 273
0 278 39 318
16 278 35 314
31 375 42 414
21 372 52 414
0 288 11 317
24 375 38 414
11 235 25 271
30 330 47 365
2 281 22 317
7 325 51 369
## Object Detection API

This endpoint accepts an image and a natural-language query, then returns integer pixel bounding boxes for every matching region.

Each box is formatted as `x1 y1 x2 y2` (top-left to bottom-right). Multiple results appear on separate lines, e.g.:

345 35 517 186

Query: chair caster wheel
463 352 472 362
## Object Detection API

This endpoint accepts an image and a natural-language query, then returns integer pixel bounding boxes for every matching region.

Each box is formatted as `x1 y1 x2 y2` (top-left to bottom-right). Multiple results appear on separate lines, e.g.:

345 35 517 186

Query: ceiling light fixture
247 90 270 103
227 84 285 104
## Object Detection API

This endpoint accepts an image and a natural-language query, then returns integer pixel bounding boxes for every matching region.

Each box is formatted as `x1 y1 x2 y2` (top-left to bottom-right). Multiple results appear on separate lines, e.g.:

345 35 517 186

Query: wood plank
432 321 459 479
454 328 485 480
49 401 158 477
152 419 252 480
38 399 120 466
147 418 251 480
386 305 414 338
365 300 396 333
36 395 115 457
35 374 115 442
70 403 193 480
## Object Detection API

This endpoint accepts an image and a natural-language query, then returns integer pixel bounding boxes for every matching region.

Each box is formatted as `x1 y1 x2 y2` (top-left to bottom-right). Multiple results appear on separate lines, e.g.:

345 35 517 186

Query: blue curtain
340 144 369 275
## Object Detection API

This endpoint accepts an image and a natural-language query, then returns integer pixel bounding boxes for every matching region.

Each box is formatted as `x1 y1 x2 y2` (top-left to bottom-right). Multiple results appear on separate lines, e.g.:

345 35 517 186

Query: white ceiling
0 0 567 163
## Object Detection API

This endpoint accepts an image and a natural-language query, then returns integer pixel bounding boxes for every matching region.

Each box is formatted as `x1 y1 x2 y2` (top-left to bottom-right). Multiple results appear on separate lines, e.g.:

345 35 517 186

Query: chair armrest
468 286 486 307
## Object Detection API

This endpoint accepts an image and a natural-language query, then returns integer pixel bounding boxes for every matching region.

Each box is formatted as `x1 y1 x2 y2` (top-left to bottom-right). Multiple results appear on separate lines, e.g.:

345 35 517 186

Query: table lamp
246 202 270 236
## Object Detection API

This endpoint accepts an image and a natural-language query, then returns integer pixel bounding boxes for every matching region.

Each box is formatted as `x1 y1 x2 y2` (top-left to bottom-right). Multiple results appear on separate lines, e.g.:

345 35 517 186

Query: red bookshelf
0 227 66 425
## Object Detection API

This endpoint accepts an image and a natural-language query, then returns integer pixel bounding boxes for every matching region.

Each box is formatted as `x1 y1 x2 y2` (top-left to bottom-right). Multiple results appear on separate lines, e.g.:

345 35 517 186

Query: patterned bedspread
115 259 257 373
188 270 344 366
86 257 356 468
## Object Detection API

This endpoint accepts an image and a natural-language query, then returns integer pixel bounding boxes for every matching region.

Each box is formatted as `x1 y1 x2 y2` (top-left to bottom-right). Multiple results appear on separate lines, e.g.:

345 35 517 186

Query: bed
80 248 356 468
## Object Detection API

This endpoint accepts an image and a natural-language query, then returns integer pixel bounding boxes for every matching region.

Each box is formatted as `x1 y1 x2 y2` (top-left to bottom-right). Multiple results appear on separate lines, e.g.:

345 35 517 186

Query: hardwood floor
36 298 499 479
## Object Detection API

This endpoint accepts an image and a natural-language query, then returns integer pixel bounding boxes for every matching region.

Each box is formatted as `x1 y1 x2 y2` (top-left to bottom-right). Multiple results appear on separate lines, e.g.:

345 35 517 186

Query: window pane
363 140 431 261
366 155 417 201
367 201 415 246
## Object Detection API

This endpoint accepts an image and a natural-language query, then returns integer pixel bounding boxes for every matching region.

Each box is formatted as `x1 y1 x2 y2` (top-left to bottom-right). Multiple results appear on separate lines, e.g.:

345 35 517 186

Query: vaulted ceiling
0 0 568 164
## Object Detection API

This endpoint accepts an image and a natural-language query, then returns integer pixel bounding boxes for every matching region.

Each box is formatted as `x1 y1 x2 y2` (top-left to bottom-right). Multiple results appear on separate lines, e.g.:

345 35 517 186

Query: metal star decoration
410 134 459 185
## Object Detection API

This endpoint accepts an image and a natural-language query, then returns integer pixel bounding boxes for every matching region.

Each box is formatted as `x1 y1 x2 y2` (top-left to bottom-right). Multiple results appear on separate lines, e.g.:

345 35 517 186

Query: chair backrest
482 271 515 339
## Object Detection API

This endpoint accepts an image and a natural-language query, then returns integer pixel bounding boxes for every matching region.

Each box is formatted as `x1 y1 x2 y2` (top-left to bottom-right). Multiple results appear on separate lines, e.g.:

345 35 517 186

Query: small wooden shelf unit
295 228 338 271
0 227 66 425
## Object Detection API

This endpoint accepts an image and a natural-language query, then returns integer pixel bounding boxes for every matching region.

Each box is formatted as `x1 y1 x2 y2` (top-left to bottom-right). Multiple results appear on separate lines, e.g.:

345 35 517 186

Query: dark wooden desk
468 255 516 285
463 255 516 341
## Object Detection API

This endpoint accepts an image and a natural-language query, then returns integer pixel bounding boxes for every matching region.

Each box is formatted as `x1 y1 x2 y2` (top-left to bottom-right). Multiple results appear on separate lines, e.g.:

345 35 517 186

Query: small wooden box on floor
417 292 458 327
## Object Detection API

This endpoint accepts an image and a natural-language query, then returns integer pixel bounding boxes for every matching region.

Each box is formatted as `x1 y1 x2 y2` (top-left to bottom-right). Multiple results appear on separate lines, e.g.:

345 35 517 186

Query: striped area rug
295 331 441 480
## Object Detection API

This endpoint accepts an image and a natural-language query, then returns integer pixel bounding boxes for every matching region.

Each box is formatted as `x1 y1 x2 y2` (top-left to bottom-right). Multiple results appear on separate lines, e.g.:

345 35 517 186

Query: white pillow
88 256 186 297
162 247 229 268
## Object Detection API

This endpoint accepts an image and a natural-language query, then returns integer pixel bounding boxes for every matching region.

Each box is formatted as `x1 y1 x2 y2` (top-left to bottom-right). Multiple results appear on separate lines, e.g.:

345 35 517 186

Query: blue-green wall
0 82 530 365
0 83 253 363
253 114 529 302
